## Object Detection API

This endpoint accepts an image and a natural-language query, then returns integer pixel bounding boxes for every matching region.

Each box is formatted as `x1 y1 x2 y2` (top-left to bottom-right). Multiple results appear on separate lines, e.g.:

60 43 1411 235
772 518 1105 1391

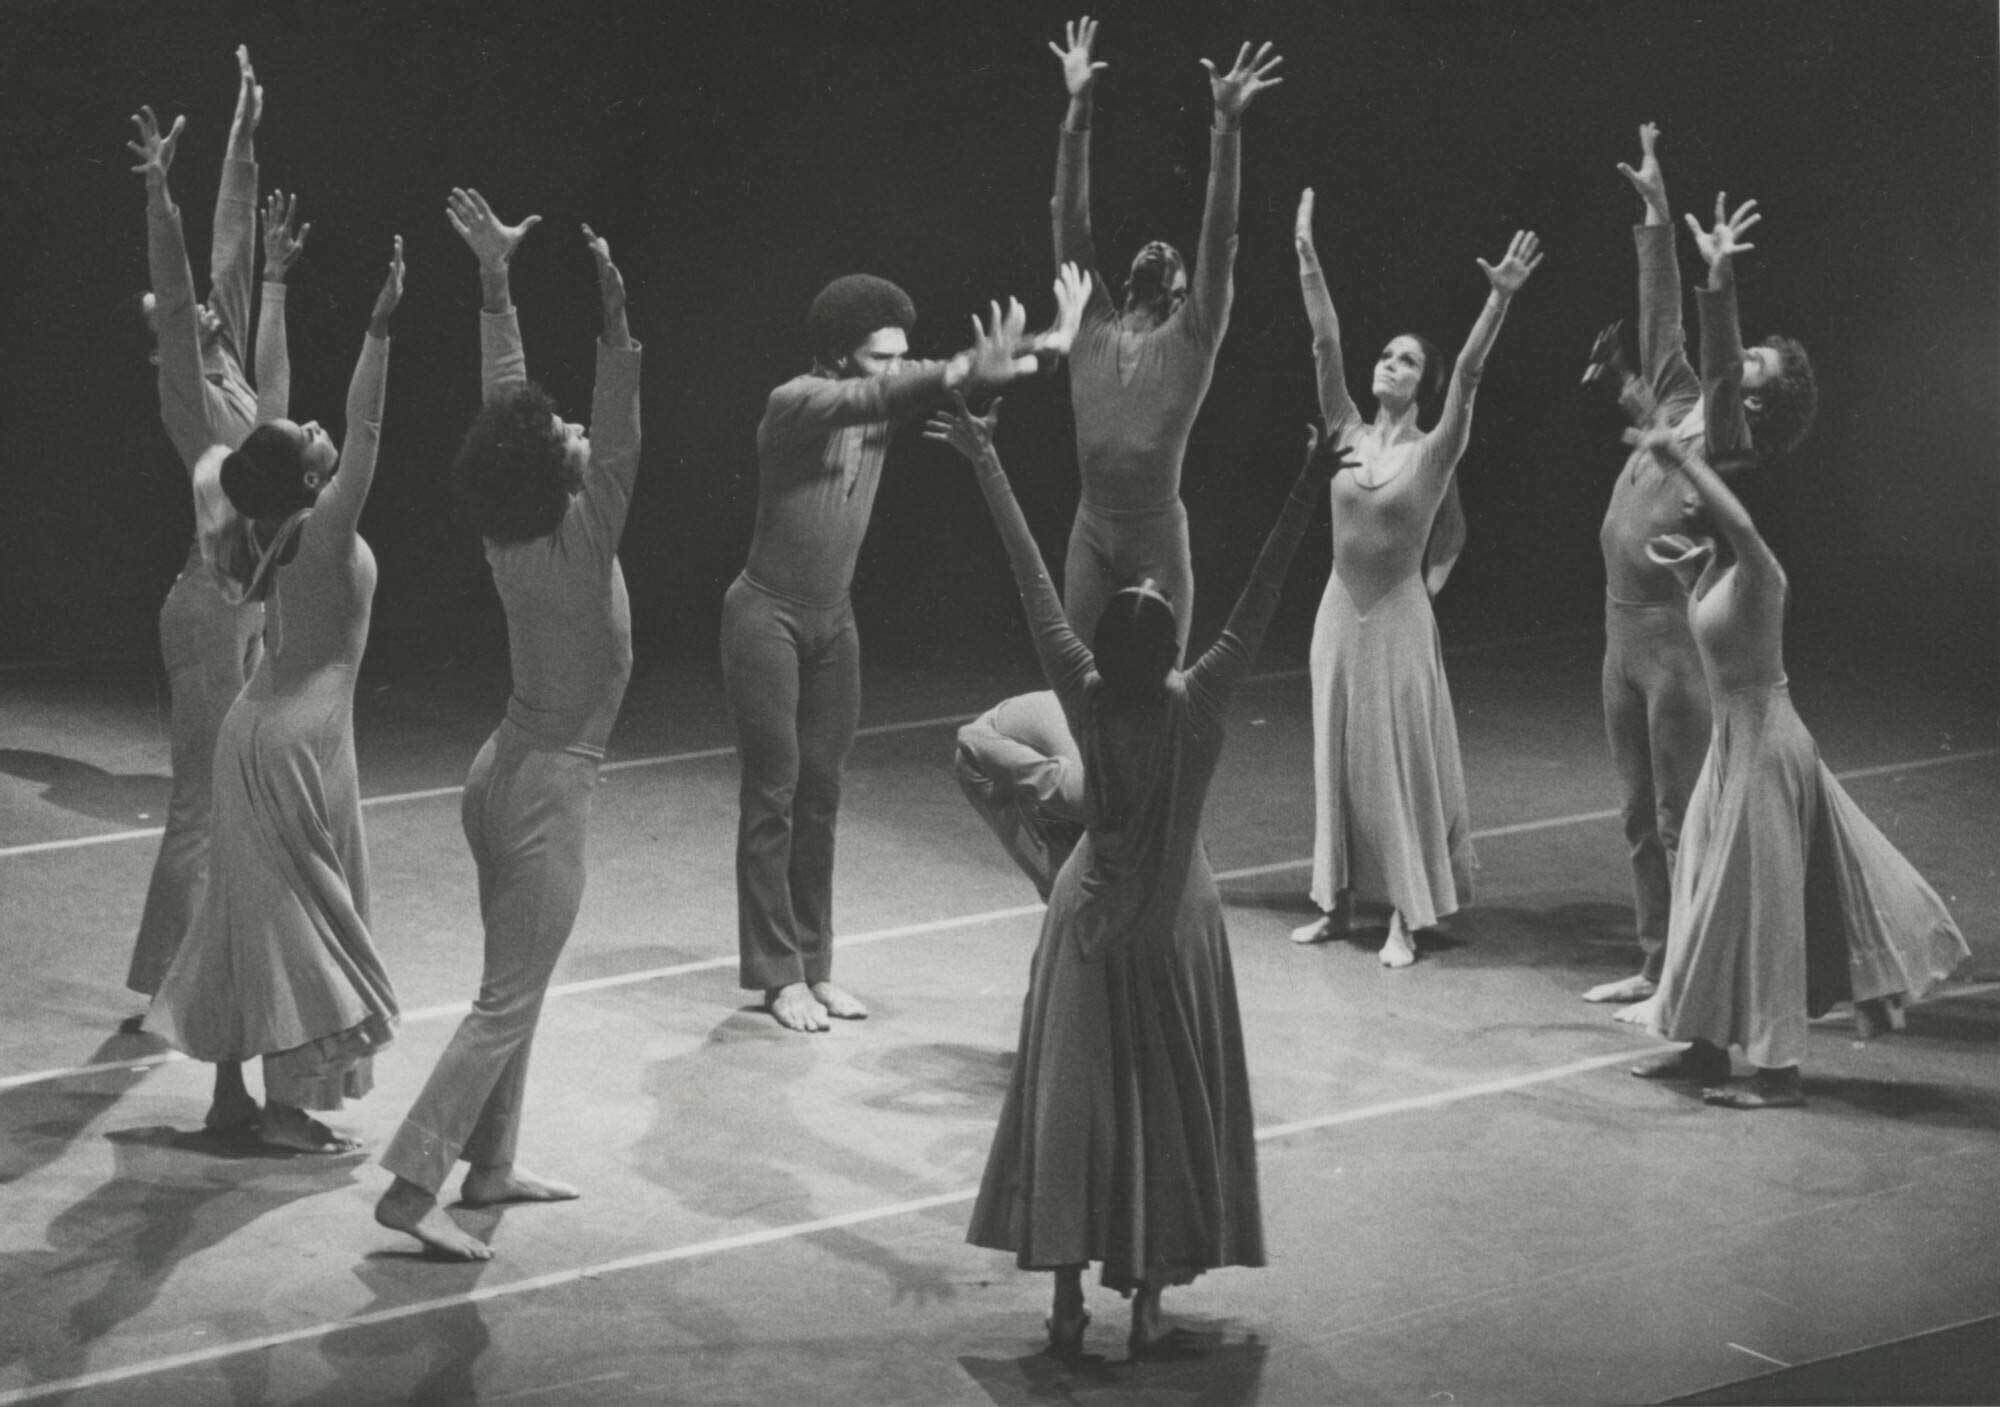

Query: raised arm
447 186 539 398
209 46 263 374
925 394 1094 707
1187 428 1351 708
1686 191 1760 466
312 237 402 550
1628 423 1776 581
578 222 642 550
1294 187 1361 442
1187 40 1278 336
1617 123 1698 404
1423 230 1542 476
1049 17 1106 280
132 107 214 467
254 188 306 424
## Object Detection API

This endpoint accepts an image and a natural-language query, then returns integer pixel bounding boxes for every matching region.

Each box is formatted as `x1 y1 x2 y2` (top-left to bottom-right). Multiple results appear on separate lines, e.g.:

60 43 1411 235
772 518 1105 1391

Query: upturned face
273 418 341 495
842 326 909 378
1125 242 1187 311
1372 336 1427 406
555 413 590 492
1740 344 1782 417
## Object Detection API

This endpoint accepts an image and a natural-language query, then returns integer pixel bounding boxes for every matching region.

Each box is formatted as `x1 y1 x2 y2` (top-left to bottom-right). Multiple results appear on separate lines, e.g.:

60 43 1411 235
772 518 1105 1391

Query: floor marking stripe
0 631 1603 861
1725 1342 1793 1368
0 1042 1659 1405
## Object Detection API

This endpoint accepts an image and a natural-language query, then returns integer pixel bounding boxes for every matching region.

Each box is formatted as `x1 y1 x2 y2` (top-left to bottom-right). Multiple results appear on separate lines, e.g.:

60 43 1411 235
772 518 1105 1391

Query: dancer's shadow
1802 1074 2000 1131
0 1121 357 1389
0 1025 172 1188
306 1254 494 1406
959 1325 1269 1403
0 749 171 825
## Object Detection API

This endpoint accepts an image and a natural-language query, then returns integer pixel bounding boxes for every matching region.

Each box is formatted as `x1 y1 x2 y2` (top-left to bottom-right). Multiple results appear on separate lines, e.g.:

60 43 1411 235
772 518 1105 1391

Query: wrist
943 353 970 391
1213 109 1241 133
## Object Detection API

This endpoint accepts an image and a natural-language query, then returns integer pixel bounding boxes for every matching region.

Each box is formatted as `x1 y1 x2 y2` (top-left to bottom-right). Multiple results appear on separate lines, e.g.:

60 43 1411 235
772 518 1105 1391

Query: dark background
3 0 1994 687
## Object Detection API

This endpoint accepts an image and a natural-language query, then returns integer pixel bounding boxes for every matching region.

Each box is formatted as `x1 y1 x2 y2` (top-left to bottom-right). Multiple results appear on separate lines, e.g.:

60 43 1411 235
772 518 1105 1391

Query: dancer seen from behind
936 391 1357 1361
128 46 302 1003
146 106 405 1151
1584 123 1819 1013
1625 196 1966 1107
376 190 642 1259
1047 16 1281 654
727 265 1087 1033
955 692 1087 902
1289 187 1543 966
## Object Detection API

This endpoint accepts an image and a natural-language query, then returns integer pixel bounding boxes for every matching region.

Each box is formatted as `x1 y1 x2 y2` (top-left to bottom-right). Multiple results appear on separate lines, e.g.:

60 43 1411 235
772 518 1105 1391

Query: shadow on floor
0 1025 171 1187
959 1323 1268 1404
0 748 170 824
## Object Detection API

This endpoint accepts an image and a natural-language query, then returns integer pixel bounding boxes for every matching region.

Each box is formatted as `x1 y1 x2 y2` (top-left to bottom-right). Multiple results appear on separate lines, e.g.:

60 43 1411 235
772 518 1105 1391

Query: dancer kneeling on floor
933 390 1356 1361
1626 195 1968 1109
375 190 642 1259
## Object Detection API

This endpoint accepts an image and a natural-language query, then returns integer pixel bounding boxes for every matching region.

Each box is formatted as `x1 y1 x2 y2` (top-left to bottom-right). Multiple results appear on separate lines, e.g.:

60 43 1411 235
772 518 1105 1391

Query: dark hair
1749 334 1818 458
1092 585 1178 701
1392 332 1449 422
220 422 315 521
452 383 573 544
807 274 916 367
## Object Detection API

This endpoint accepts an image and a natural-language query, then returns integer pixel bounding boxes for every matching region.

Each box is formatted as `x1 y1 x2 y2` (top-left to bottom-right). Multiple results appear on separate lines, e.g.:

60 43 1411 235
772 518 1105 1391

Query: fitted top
745 360 952 605
1054 125 1239 509
480 310 643 759
1648 534 1788 698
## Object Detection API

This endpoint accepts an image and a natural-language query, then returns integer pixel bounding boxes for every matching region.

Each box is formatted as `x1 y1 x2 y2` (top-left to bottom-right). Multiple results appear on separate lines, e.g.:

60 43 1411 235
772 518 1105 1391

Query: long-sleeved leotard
1054 121 1239 652
382 306 642 1193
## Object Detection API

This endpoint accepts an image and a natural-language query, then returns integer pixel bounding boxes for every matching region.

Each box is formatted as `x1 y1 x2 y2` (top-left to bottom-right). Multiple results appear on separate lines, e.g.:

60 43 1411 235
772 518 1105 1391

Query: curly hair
452 382 574 544
807 274 916 368
1749 334 1819 459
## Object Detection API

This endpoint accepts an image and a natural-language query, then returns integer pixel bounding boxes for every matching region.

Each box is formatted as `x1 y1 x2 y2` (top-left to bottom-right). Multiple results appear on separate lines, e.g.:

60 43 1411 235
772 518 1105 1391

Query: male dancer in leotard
1048 17 1281 654
1587 124 1817 1013
729 270 1088 1033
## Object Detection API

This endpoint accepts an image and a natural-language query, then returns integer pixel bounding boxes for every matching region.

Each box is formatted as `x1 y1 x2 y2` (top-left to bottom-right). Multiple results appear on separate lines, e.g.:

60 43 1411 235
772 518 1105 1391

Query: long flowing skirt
1653 683 1968 1067
968 838 1264 1293
1307 569 1473 926
149 668 398 1108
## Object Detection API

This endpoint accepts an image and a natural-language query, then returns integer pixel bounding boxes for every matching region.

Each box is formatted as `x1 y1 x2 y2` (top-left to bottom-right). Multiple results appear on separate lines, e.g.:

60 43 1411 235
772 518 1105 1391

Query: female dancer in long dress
935 392 1354 1359
1047 17 1282 655
375 191 642 1259
1626 199 1967 1107
1288 188 1543 966
128 48 301 1000
147 150 406 1154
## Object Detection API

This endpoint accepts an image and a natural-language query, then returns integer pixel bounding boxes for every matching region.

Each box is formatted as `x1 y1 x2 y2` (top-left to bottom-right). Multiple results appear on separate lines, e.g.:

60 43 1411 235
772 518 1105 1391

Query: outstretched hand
1043 261 1092 355
963 298 1038 392
127 105 184 182
1622 422 1685 469
370 235 405 328
1049 16 1107 98
262 190 310 279
1302 424 1359 483
446 188 541 270
233 45 264 134
1477 230 1544 295
1684 192 1759 269
1294 187 1317 254
922 392 1002 466
582 222 625 304
1615 121 1667 217
1202 41 1284 120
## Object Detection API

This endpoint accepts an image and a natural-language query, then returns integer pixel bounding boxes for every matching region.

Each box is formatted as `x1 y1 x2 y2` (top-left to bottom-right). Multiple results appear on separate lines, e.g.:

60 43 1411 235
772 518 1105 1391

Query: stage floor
3 627 1996 1406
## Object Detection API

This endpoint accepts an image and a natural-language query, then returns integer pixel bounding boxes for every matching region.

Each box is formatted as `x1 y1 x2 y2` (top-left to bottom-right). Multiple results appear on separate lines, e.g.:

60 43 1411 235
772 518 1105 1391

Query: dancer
1288 187 1542 966
940 394 1353 1360
1048 17 1282 652
1625 199 1964 1108
128 47 302 1000
375 191 641 1259
727 268 1088 1033
1584 123 1820 1011
147 119 405 1152
954 692 1086 900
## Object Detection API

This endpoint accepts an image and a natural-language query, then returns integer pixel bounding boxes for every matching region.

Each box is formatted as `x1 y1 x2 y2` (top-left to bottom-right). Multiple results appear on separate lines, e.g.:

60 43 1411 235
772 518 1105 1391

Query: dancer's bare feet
1289 915 1333 945
810 980 868 1020
204 1060 260 1134
1127 1283 1211 1360
1614 992 1662 1026
1584 972 1656 1004
258 1100 361 1154
375 1176 494 1261
1047 1265 1090 1362
767 982 829 1032
1631 1041 1729 1083
1379 912 1417 968
1703 1065 1803 1109
461 1164 579 1207
1852 996 1906 1040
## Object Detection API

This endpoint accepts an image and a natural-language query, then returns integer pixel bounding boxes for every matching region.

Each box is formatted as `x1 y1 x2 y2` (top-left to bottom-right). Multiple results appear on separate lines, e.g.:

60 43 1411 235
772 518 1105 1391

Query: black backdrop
3 0 1994 684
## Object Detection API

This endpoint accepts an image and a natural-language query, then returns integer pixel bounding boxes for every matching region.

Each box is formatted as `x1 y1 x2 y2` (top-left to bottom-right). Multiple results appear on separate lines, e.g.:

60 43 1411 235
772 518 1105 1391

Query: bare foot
1289 915 1333 945
258 1101 361 1154
1614 992 1662 1026
810 980 868 1020
204 1091 261 1135
1584 972 1656 1004
460 1165 580 1208
767 982 829 1033
1379 913 1417 968
1631 1043 1729 1083
375 1177 494 1261
1703 1066 1803 1109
